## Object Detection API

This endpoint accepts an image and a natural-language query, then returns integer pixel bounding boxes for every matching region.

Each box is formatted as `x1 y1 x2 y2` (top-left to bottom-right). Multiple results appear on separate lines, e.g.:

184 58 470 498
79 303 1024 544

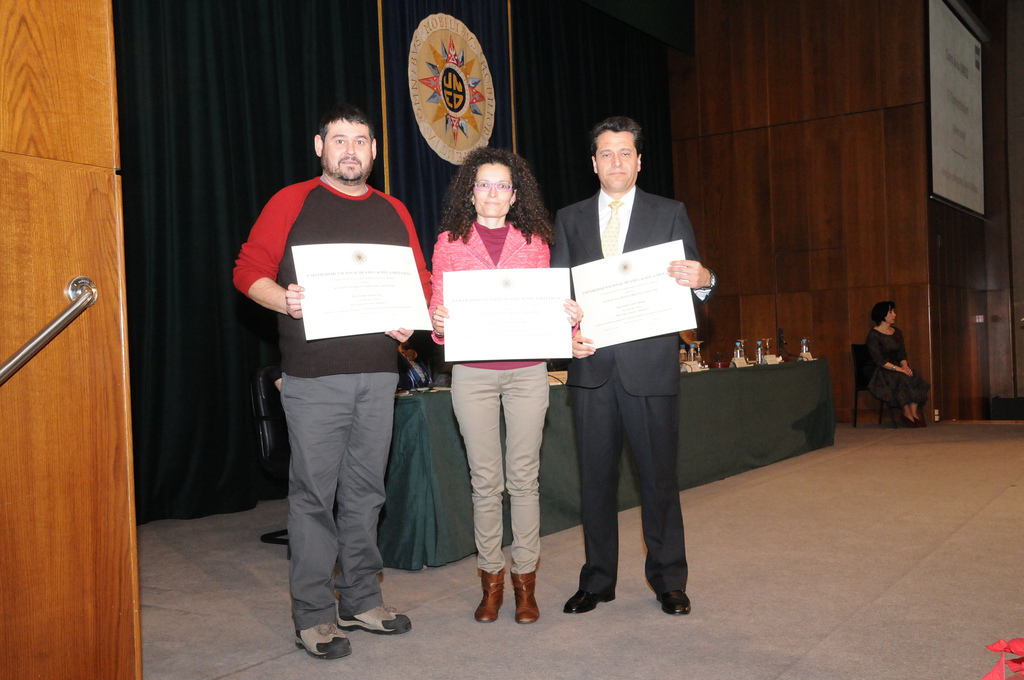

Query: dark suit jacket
551 188 711 397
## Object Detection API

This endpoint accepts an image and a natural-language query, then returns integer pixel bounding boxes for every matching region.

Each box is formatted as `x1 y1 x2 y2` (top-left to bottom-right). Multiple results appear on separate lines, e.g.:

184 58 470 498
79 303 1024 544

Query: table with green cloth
378 358 836 570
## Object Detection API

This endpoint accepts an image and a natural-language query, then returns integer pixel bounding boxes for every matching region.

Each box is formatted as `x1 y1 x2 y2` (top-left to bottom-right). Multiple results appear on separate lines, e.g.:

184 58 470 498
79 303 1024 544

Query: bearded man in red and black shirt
234 104 430 660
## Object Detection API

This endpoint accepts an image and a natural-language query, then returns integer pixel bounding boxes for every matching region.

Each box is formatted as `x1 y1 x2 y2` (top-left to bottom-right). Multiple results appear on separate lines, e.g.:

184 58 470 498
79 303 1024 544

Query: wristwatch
698 268 717 291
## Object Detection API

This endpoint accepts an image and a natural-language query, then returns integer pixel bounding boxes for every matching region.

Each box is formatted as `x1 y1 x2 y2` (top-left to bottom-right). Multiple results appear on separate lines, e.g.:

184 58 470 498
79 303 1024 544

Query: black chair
851 344 897 428
250 365 291 545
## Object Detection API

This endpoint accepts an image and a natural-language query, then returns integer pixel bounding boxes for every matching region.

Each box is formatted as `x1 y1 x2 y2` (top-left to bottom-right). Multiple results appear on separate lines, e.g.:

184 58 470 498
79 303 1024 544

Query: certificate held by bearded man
291 243 431 340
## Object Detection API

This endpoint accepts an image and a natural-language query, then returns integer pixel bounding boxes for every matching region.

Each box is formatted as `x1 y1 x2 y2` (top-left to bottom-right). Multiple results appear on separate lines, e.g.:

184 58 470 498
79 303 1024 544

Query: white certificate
572 240 696 349
291 243 431 340
443 268 572 362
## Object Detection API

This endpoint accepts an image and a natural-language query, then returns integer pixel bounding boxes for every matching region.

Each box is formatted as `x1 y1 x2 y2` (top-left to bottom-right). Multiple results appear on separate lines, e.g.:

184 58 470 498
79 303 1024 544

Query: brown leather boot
511 571 539 624
474 570 504 622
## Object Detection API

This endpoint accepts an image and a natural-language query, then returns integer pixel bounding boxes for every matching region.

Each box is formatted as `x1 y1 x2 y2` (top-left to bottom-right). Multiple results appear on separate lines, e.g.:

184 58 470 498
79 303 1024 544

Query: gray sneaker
337 604 412 635
295 623 352 659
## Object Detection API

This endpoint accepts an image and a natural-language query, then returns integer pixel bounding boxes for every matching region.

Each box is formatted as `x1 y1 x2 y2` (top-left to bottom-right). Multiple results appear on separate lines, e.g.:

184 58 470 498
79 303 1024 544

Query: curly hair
438 147 553 245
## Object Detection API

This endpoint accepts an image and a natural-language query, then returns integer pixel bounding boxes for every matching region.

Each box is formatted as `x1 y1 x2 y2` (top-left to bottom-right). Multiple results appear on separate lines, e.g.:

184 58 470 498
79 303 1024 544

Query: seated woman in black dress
866 301 931 427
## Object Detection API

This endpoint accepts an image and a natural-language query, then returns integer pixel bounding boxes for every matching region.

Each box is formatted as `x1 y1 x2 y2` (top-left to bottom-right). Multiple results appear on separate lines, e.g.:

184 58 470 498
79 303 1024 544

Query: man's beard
323 155 372 186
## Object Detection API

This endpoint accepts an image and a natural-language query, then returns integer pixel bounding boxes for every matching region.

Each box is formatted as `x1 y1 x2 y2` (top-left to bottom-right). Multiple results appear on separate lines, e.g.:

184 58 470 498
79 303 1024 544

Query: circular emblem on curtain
408 14 495 165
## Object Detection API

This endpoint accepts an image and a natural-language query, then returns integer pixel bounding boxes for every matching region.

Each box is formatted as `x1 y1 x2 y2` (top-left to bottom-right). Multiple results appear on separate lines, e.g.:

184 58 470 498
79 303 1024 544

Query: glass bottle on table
756 340 764 364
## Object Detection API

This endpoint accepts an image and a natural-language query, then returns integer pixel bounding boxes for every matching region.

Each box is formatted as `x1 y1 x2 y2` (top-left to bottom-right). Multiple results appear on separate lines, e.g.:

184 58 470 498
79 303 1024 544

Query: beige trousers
451 363 549 574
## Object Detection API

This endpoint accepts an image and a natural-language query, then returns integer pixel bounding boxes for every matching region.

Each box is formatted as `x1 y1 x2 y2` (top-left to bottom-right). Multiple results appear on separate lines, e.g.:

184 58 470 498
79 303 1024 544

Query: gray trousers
280 371 397 630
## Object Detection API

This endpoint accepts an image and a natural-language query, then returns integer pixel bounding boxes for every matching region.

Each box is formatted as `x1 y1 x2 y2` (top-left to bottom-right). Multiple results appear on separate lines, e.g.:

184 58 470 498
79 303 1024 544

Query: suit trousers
280 371 397 630
451 363 549 574
571 364 688 595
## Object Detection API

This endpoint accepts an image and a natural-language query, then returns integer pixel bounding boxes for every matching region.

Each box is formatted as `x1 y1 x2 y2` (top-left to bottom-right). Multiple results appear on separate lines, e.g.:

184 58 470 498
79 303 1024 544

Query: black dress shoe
657 590 691 615
563 590 615 614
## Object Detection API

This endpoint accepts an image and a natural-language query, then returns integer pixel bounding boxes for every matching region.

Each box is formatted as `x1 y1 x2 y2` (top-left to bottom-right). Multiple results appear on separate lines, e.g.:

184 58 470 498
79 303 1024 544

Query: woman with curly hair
428 146 581 624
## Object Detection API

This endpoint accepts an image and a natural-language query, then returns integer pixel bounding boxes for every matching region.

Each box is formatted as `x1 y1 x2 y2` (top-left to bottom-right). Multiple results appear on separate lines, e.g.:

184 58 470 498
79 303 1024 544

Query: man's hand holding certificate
571 240 696 349
291 243 431 340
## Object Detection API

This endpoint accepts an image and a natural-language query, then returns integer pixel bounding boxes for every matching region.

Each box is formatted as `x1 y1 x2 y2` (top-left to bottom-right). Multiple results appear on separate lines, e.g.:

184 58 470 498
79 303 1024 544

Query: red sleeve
232 180 316 296
427 233 451 345
375 189 432 303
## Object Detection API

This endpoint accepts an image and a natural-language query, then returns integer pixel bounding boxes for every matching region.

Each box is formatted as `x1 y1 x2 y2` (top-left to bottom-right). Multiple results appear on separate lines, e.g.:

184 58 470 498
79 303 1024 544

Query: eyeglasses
473 181 513 192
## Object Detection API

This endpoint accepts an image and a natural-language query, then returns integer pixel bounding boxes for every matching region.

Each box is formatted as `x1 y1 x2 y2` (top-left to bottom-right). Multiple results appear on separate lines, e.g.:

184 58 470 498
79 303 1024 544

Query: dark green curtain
511 0 673 213
114 0 382 523
114 0 673 524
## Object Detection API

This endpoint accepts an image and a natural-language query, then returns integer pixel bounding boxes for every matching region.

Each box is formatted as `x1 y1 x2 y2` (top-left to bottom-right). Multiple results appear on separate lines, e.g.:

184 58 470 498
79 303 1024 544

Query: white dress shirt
597 186 636 256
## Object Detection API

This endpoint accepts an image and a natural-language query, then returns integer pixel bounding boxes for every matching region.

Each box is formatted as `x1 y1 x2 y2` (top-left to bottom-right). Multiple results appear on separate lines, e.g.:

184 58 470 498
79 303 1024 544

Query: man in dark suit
551 116 716 616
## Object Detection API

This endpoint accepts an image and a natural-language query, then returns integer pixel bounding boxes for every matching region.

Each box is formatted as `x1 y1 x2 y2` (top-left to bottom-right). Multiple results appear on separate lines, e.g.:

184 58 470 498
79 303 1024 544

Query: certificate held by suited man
442 268 573 362
571 240 696 349
291 243 431 340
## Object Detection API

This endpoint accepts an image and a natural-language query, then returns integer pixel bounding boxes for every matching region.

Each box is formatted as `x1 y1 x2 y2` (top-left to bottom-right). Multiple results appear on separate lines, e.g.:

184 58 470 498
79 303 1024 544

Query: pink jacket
428 225 550 344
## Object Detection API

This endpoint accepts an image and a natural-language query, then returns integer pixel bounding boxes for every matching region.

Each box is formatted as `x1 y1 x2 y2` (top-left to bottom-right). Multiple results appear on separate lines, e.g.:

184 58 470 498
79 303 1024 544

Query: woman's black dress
866 327 930 407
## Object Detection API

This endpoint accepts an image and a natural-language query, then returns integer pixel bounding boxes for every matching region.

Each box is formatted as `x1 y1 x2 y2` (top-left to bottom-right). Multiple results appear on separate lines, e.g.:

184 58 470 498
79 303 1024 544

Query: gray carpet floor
139 423 1024 680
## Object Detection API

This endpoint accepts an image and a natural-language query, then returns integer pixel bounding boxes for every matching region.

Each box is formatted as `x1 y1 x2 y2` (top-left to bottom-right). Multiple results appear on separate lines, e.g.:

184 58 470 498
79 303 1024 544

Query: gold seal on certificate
443 268 572 362
291 243 431 340
571 240 697 349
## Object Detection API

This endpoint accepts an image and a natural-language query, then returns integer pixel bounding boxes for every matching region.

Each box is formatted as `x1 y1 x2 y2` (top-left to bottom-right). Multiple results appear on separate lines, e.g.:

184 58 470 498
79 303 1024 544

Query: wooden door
0 0 142 677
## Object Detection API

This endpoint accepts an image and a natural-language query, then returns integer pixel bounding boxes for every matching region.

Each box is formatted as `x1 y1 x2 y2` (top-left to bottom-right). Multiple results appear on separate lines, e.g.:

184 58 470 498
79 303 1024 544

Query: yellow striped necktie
602 200 623 257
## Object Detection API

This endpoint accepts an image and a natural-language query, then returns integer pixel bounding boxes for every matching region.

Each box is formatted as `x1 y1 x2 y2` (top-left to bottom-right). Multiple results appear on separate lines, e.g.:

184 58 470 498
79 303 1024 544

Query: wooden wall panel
966 289 990 417
765 0 882 125
841 111 888 288
884 104 930 285
932 286 987 419
775 248 848 297
976 0 1013 399
770 118 844 255
700 129 773 297
696 0 769 136
775 291 813 357
832 0 884 115
668 48 701 140
929 198 990 420
880 0 927 107
987 289 1014 398
739 293 779 353
675 0 1008 421
673 138 705 241
931 202 987 289
702 294 741 364
812 288 851 412
0 0 119 167
1 154 140 680
0 0 140 676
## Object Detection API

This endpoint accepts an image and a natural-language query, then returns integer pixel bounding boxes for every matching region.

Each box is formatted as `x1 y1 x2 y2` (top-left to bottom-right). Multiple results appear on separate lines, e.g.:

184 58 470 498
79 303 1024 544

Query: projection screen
929 0 985 215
